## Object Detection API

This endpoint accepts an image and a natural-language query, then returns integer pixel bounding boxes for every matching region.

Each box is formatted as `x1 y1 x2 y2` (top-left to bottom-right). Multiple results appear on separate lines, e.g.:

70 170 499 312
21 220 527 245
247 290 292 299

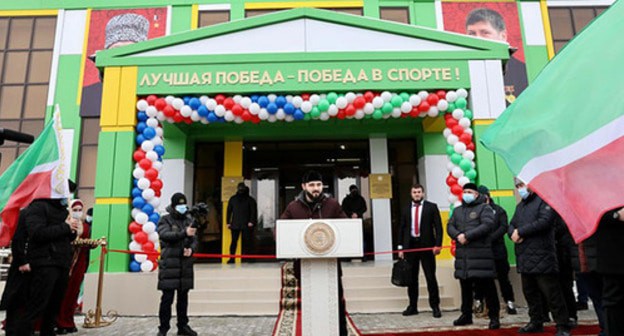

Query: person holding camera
157 193 197 336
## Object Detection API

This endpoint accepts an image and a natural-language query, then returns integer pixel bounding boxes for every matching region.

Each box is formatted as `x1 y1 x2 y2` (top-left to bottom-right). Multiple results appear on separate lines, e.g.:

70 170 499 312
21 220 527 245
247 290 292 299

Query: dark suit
398 200 443 309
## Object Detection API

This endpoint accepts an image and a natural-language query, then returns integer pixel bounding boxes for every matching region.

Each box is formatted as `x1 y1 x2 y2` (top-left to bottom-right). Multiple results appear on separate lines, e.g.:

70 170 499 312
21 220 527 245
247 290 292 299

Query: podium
276 219 363 336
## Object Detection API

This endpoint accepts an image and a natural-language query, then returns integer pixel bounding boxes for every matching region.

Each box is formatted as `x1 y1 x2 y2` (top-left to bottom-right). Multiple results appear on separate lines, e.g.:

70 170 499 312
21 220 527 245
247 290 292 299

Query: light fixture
339 145 346 150
252 146 257 151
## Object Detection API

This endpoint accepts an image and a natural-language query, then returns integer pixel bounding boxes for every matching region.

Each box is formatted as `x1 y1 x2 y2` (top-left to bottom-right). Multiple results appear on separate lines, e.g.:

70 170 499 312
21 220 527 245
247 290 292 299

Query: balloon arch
128 89 475 272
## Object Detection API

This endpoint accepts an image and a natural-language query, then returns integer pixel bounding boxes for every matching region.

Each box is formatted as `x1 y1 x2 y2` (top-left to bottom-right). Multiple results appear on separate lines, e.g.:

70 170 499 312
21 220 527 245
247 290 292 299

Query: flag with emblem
0 107 70 246
480 1 624 242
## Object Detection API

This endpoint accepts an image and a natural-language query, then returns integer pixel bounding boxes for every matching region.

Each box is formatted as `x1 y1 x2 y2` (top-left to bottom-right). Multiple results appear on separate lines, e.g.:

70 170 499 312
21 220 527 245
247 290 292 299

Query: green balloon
382 102 393 114
399 92 410 102
365 114 372 119
465 169 477 180
448 103 456 111
464 109 473 120
310 107 321 118
446 145 455 156
459 159 472 172
303 113 311 121
373 110 383 120
451 153 462 165
327 92 338 104
391 96 403 108
317 99 330 112
455 97 467 109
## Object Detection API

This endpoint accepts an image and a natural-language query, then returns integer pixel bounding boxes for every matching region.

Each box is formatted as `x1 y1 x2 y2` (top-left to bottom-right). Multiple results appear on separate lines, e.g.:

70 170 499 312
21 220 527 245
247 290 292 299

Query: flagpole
83 237 118 328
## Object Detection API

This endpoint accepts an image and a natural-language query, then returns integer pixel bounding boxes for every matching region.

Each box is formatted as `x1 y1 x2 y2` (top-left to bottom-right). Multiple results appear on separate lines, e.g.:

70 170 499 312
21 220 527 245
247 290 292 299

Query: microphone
0 128 35 145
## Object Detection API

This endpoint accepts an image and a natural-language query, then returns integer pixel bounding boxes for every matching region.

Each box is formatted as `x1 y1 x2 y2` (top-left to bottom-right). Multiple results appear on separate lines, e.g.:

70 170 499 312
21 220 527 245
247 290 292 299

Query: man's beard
305 191 321 202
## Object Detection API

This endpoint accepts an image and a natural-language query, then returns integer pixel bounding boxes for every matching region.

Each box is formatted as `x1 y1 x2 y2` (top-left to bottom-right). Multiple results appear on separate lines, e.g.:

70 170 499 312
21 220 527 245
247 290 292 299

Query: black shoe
177 325 198 336
402 306 419 316
518 322 544 333
506 301 518 315
67 327 78 333
489 319 501 330
568 317 578 328
453 314 473 326
555 327 571 336
576 301 588 311
157 331 167 336
56 328 69 335
541 314 551 323
432 306 442 318
227 259 235 264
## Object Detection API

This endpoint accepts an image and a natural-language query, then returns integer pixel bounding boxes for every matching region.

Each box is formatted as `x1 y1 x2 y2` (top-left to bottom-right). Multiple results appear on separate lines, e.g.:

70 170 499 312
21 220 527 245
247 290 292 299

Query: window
380 7 410 24
198 10 230 28
325 8 363 16
75 117 99 208
246 7 362 18
245 9 284 18
549 6 607 53
0 16 56 175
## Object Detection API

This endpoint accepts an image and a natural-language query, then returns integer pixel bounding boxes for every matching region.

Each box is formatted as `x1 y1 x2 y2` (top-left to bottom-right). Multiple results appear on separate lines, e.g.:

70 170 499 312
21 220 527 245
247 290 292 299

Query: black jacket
226 190 257 230
398 200 443 249
509 193 558 275
341 194 367 218
24 199 76 269
157 206 197 291
0 209 30 310
489 202 510 260
592 208 624 274
447 195 496 279
280 192 347 220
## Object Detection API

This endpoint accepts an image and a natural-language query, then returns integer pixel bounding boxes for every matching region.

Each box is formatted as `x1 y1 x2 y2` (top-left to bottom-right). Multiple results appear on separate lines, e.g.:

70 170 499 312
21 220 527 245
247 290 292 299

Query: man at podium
280 170 348 336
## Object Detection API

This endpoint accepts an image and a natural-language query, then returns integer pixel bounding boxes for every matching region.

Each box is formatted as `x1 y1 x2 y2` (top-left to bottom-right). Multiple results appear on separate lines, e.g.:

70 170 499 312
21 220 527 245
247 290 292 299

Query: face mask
462 193 476 204
518 187 530 200
85 216 93 223
175 205 188 214
71 211 83 219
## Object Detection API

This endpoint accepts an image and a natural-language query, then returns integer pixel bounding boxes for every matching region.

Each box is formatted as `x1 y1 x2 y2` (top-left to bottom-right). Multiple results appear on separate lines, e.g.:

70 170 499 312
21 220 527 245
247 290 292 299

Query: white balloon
447 162 455 172
391 108 402 118
249 103 260 115
448 194 458 204
285 95 293 102
345 92 357 103
454 142 467 154
459 117 471 128
446 91 458 103
172 98 184 110
309 94 320 105
146 106 158 118
400 102 412 113
471 161 476 168
285 115 295 122
409 95 421 106
268 115 277 123
301 101 313 113
240 97 252 109
199 95 208 104
129 241 142 251
372 96 384 108
437 100 449 112
462 150 475 161
335 97 348 109
190 111 201 122
131 208 140 219
418 91 429 100
452 109 464 120
380 91 392 102
165 96 175 104
328 105 339 116
206 98 217 110
319 113 330 121
146 150 158 162
275 110 286 120
133 168 145 179
136 99 148 111
156 113 166 121
142 221 156 234
135 253 148 263
443 128 452 138
363 103 374 114
140 260 153 272
149 197 160 208
457 176 470 186
146 118 159 128
148 232 159 243
427 107 439 118
155 127 163 137
152 137 163 147
292 96 303 108
224 111 235 122
447 134 459 145
233 95 242 104
141 140 154 152
355 110 365 119
152 161 163 171
457 88 468 98
135 212 148 225
454 200 463 207
215 105 226 117
267 94 277 102
180 105 192 117
452 167 465 178
258 109 269 120
142 188 155 201
138 178 151 190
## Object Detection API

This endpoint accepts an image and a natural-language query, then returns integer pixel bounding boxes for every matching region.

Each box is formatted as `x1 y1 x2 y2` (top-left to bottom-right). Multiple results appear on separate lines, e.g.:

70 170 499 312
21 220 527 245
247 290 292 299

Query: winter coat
280 192 347 220
447 195 496 279
226 190 257 230
489 202 510 260
0 209 31 310
341 194 367 218
157 206 197 291
24 199 76 269
590 208 624 274
508 193 558 275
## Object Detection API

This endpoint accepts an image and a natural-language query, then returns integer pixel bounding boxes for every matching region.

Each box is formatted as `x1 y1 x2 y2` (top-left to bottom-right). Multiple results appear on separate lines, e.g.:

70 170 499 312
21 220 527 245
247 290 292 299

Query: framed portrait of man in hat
80 8 167 118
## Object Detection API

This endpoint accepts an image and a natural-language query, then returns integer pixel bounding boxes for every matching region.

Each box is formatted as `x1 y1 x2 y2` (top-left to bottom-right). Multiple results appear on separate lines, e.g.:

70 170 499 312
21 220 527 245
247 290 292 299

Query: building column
222 141 243 264
369 137 392 262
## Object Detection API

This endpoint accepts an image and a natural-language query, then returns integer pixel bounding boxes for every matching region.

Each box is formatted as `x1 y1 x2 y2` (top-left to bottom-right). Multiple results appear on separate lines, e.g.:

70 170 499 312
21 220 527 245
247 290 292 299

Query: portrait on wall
442 2 528 105
80 8 167 117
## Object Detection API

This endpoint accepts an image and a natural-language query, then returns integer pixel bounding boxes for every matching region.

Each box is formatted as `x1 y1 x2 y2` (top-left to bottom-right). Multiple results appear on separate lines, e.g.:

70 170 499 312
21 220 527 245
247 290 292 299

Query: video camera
188 202 209 229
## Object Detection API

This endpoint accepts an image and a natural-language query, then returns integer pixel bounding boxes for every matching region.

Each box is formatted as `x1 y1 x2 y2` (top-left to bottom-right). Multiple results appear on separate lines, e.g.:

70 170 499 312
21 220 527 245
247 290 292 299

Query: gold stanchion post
83 237 118 328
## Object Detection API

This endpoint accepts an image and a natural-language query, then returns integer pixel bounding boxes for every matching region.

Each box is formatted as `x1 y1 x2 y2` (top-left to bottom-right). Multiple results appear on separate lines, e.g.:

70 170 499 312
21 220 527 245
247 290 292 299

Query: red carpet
363 324 600 336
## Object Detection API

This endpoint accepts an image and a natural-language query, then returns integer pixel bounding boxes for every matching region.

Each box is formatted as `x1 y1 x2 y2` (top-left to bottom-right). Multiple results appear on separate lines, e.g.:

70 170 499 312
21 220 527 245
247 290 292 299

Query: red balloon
241 110 252 121
215 94 226 104
251 115 261 124
345 104 356 116
129 222 141 234
301 93 310 101
223 98 235 110
418 101 430 112
134 231 148 245
353 97 366 109
173 113 184 123
151 179 163 191
155 190 161 197
446 174 458 187
231 104 243 116
452 125 464 136
152 263 158 271
451 184 463 196
143 241 155 252
133 150 145 162
183 118 192 124
363 91 375 102
427 93 439 106
400 113 408 119
163 105 175 117
459 133 473 144
410 108 420 118
444 113 453 120
148 254 159 263
451 240 456 256
436 90 446 99
337 111 346 120
139 158 152 170
144 168 158 181
467 142 475 151
146 95 158 105
154 98 167 110
445 118 458 129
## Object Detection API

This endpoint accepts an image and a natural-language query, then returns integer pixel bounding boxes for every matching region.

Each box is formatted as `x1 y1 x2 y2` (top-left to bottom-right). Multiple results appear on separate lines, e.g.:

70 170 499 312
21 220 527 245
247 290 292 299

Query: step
344 285 448 298
188 300 279 316
194 277 281 290
346 296 456 313
191 288 280 301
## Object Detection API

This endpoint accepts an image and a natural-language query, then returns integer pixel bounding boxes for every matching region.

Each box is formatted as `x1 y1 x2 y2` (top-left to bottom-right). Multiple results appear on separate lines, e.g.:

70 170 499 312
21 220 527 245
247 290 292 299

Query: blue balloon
266 103 278 114
129 261 141 272
142 203 154 216
132 187 142 198
136 134 146 145
183 96 191 104
197 105 209 117
137 111 148 122
136 122 147 134
189 98 201 110
133 179 138 187
132 197 146 209
283 103 295 115
217 117 226 123
257 96 269 108
149 213 160 224
154 145 165 156
142 127 156 140
250 95 259 103
207 112 218 122
293 109 305 120
275 96 287 108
